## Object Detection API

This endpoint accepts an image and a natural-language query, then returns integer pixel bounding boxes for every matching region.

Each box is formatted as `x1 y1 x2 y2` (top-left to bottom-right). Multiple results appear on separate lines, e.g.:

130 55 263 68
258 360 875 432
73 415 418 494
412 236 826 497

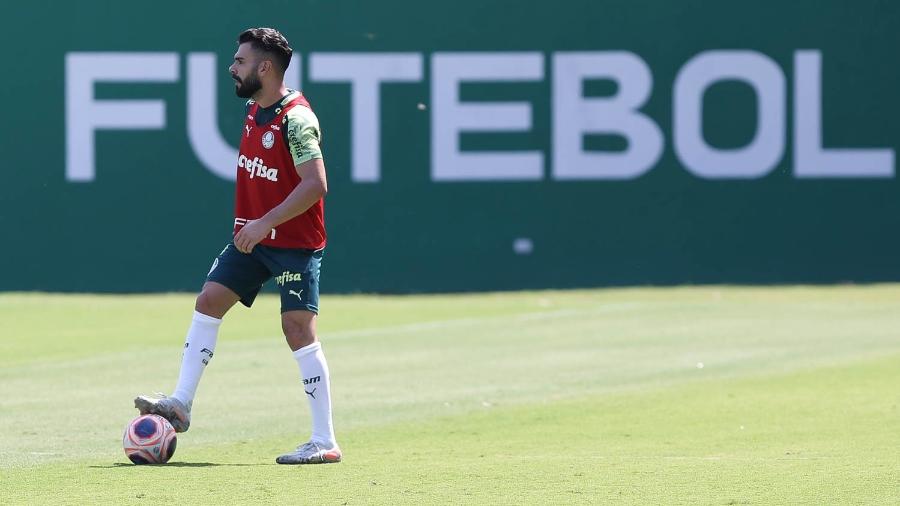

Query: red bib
233 94 326 249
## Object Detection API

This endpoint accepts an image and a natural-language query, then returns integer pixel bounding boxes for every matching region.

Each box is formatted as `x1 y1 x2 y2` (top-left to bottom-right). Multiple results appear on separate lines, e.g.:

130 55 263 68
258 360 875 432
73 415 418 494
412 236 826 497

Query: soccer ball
123 414 177 465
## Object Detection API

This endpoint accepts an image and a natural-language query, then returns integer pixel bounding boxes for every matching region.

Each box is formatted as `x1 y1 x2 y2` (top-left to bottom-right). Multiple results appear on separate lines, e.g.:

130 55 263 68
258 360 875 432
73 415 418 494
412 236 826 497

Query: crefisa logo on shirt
262 130 275 149
237 154 279 181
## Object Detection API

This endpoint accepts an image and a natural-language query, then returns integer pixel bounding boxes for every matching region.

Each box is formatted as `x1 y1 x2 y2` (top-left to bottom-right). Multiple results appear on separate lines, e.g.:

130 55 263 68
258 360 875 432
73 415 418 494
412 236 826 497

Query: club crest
262 130 275 149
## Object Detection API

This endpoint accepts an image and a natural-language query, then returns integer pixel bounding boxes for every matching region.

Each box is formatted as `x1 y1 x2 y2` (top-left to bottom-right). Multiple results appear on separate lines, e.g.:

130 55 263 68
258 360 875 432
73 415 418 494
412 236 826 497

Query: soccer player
134 27 340 465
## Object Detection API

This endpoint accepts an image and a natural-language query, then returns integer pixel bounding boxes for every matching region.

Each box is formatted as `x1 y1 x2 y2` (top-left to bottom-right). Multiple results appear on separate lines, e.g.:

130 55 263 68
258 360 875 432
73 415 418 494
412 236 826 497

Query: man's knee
195 282 239 318
282 311 317 351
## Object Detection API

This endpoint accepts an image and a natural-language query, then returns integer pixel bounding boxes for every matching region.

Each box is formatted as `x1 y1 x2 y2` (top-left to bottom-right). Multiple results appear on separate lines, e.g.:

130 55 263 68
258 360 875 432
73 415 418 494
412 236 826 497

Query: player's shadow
90 462 271 468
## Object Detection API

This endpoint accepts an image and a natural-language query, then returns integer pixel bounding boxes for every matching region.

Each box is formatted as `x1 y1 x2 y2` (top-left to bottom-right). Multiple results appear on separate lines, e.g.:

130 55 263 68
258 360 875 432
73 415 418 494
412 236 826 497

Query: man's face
229 43 263 98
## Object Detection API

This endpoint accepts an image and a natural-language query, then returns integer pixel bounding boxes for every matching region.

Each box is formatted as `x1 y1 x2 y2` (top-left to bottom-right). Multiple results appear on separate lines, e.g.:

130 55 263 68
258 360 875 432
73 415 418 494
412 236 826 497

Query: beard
234 73 262 98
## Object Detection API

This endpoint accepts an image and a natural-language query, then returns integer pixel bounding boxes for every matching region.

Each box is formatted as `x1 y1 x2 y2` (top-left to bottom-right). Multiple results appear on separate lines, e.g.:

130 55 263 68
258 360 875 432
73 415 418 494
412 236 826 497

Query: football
123 414 177 465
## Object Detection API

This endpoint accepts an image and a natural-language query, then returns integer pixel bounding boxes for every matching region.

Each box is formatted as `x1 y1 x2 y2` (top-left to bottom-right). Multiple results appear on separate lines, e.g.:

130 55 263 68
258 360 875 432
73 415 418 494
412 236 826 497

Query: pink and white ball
123 414 177 465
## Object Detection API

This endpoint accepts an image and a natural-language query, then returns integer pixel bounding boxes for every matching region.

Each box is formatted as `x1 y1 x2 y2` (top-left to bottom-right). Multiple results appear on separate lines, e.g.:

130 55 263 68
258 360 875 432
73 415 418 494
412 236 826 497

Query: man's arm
233 158 327 253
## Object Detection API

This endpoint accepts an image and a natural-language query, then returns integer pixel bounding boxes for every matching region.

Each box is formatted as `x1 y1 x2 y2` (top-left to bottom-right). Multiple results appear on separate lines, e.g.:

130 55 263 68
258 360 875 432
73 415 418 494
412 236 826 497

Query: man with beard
134 27 340 465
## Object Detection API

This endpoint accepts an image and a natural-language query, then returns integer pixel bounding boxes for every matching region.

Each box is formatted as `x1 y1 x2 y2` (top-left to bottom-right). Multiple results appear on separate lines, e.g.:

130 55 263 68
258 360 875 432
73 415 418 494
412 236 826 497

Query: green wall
2 0 898 293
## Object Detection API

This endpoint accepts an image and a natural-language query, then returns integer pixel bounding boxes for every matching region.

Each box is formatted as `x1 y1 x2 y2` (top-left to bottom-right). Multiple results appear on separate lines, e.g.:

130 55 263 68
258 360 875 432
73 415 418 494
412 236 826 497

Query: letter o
673 50 786 179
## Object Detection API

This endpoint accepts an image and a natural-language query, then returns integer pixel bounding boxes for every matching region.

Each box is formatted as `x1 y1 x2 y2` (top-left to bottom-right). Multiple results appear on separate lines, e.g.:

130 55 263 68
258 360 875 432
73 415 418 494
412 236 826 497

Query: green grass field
1 286 899 504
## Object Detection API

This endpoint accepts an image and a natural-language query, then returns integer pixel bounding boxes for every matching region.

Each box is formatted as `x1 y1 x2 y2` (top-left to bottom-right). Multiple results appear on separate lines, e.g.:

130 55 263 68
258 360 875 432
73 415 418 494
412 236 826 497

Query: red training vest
233 94 326 250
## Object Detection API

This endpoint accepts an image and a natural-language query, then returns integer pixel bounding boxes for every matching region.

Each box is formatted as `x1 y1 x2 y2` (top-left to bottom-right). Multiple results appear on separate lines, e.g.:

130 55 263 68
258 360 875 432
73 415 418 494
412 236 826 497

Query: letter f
65 53 179 182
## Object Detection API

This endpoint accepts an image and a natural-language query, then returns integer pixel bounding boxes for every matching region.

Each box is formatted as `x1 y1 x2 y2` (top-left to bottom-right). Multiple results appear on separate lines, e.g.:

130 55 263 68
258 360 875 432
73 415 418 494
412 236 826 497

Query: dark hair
237 27 293 73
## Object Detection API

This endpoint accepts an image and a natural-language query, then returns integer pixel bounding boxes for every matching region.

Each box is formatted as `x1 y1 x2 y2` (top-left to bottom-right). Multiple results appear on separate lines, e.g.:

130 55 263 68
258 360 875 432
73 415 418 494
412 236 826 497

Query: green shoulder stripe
283 105 323 166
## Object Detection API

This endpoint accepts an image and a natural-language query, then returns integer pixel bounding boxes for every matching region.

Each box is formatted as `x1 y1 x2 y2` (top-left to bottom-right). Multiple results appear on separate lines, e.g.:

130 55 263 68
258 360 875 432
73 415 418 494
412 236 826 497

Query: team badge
262 130 275 149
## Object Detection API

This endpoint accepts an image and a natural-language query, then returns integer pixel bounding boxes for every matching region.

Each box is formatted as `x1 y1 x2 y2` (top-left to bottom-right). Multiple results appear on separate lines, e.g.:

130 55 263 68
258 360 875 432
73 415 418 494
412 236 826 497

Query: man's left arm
233 158 327 253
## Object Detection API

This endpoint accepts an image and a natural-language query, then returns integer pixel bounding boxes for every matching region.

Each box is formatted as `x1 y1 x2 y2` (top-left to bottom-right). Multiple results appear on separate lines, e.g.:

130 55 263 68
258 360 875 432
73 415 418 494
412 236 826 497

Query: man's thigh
252 246 323 314
206 243 271 308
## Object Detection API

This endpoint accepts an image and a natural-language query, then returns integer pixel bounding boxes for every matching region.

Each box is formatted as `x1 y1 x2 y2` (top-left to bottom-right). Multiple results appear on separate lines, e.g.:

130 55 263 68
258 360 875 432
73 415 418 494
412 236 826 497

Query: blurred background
2 0 898 294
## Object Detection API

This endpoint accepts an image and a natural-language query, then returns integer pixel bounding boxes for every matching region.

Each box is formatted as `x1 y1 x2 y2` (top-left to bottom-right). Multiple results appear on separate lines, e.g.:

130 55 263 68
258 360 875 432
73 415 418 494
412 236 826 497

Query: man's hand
233 218 273 253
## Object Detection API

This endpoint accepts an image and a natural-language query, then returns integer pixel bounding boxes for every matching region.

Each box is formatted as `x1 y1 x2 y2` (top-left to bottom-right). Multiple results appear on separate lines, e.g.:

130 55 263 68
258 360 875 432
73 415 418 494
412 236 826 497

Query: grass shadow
90 462 273 468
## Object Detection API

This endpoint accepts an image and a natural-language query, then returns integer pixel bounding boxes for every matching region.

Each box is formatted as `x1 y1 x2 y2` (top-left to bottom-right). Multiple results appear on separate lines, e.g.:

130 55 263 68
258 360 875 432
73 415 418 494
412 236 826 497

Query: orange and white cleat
276 440 342 465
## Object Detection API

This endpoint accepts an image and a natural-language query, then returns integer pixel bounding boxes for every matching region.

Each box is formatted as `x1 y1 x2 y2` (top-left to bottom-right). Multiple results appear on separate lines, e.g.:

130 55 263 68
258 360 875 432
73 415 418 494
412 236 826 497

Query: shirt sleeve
283 106 323 166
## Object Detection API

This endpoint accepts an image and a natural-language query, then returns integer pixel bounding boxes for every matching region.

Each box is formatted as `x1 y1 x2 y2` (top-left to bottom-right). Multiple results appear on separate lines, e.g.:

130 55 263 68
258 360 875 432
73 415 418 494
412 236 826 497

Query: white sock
292 342 336 447
171 311 221 406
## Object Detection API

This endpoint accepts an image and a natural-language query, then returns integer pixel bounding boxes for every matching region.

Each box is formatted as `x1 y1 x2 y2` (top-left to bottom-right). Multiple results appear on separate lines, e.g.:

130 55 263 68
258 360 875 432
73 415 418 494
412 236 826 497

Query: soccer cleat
275 440 342 465
133 393 192 433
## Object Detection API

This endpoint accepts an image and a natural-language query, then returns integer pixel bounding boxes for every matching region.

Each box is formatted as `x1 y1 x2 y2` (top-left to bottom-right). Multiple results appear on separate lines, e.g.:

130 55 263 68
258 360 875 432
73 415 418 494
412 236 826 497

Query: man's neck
253 83 290 108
